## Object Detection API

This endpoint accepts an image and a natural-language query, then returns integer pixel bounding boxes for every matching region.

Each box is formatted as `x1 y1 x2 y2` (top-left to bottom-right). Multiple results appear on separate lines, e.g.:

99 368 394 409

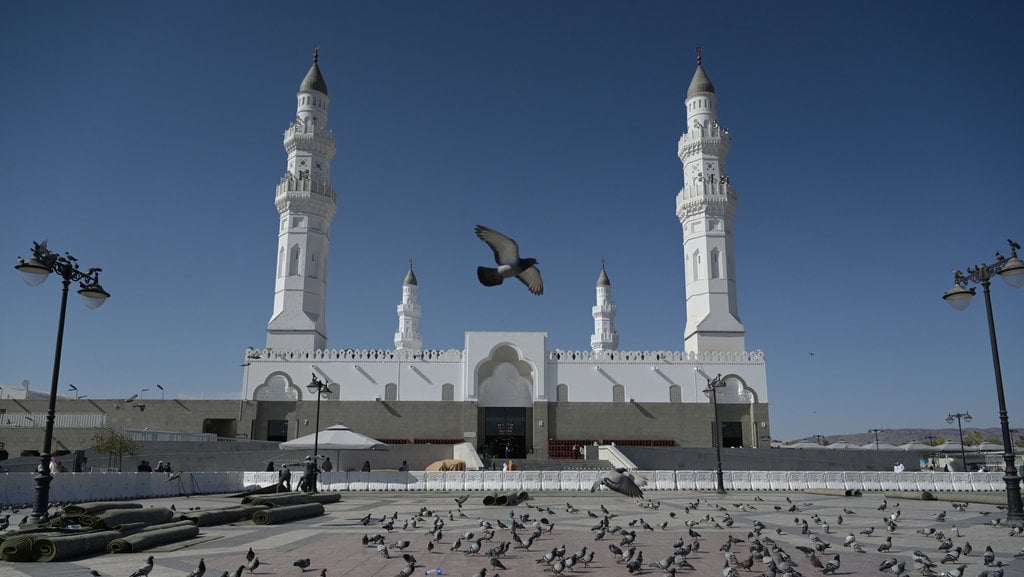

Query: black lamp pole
869 428 884 450
15 241 109 524
701 372 727 494
307 373 331 491
943 238 1024 521
946 412 972 472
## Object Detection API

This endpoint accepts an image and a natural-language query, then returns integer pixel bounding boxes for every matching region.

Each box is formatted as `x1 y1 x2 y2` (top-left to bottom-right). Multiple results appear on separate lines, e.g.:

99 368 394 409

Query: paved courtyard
4 489 1023 577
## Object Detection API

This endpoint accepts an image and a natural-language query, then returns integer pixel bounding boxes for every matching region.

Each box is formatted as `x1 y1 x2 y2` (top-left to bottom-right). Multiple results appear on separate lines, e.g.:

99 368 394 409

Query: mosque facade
240 53 769 459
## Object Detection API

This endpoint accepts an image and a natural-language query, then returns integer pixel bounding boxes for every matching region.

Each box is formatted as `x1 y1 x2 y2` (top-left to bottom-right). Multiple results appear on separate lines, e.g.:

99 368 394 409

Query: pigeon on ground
294 558 311 571
592 468 648 499
474 225 543 295
188 558 206 577
246 548 256 562
129 556 155 577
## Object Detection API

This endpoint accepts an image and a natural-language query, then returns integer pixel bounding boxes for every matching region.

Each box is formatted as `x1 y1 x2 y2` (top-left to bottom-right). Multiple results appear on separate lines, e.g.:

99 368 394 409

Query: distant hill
791 427 1023 447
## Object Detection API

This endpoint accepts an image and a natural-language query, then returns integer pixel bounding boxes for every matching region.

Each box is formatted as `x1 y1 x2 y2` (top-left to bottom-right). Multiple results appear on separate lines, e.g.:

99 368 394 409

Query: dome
299 61 329 96
686 65 715 98
403 263 418 286
597 266 611 287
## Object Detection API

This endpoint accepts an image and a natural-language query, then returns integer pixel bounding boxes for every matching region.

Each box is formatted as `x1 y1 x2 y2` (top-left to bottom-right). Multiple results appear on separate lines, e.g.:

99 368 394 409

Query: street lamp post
943 238 1024 521
696 368 726 494
946 412 972 472
307 373 332 492
156 384 164 400
869 428 884 450
15 241 109 524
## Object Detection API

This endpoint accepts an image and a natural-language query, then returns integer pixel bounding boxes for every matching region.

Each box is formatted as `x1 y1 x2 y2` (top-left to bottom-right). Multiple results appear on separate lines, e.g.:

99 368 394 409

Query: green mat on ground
252 502 324 525
80 507 174 529
106 521 200 554
242 492 341 507
1 535 36 562
63 501 142 516
31 530 122 562
181 505 267 526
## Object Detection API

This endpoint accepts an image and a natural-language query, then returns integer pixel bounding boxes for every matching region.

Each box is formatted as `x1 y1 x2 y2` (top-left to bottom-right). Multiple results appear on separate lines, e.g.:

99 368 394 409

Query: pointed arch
612 384 625 403
278 246 286 278
556 384 569 402
384 382 397 401
691 249 701 281
710 248 721 279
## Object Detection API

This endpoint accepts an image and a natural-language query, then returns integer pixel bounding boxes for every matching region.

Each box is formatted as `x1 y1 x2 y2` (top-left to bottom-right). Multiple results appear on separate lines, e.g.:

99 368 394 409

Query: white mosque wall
243 334 767 407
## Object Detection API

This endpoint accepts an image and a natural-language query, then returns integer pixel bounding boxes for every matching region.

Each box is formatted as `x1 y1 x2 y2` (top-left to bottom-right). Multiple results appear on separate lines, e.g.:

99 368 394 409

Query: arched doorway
475 344 534 459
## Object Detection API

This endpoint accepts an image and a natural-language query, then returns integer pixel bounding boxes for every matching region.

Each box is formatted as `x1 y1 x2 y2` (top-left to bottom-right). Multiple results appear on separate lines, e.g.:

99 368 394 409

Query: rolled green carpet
63 502 142 516
243 493 341 507
1 535 36 562
106 521 199 554
81 507 174 529
31 530 122 562
182 505 267 527
252 503 324 525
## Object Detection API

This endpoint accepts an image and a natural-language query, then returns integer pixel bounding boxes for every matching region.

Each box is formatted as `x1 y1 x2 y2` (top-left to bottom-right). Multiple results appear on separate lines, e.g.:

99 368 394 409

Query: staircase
483 458 614 471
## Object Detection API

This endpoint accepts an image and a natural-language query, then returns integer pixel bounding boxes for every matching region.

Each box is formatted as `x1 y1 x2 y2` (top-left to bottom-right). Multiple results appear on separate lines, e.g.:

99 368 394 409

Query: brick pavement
3 490 1023 577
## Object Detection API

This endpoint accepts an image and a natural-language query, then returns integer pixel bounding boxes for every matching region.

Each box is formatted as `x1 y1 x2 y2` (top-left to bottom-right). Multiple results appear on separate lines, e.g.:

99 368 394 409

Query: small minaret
675 49 745 353
590 260 619 352
266 48 338 352
394 260 423 351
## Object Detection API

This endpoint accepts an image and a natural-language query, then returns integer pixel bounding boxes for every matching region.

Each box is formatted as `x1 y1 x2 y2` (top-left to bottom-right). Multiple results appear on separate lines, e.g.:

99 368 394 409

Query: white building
241 52 769 459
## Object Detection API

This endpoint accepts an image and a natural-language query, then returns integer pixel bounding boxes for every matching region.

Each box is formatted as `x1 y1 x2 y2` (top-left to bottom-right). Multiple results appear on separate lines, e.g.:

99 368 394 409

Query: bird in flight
591 468 648 499
474 225 543 295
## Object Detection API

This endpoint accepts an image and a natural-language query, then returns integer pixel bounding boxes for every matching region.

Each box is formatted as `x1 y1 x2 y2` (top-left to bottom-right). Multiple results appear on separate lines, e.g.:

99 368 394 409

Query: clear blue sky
2 2 1022 442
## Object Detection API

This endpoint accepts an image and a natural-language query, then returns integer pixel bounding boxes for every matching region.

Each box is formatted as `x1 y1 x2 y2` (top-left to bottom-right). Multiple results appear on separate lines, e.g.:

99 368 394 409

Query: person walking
321 457 333 472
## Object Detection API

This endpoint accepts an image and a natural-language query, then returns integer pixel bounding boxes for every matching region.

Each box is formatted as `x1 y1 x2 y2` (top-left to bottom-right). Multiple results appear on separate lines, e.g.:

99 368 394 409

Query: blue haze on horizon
2 2 1022 442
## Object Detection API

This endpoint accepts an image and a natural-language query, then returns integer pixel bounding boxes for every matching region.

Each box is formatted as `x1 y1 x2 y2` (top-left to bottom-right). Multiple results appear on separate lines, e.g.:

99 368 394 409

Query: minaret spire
266 53 338 352
395 260 423 351
675 53 745 353
590 260 618 352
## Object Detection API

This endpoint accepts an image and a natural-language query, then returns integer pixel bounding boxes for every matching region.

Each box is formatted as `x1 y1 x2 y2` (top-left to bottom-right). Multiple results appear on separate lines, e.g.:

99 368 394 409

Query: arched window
612 384 625 403
669 385 681 403
556 384 568 402
384 383 397 401
441 383 454 401
710 248 720 280
309 251 318 279
277 246 285 278
692 249 701 281
288 245 301 276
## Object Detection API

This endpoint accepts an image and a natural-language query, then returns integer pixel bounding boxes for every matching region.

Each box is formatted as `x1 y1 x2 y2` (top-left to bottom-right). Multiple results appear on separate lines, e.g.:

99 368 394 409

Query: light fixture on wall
538 420 544 428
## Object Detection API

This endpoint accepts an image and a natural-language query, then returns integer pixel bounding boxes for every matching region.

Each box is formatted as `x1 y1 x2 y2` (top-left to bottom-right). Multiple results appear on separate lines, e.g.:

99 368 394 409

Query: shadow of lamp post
943 238 1024 521
16 241 109 524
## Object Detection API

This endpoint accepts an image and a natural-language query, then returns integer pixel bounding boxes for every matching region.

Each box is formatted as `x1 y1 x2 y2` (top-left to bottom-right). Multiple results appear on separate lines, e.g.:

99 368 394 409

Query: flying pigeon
591 468 648 499
474 225 543 295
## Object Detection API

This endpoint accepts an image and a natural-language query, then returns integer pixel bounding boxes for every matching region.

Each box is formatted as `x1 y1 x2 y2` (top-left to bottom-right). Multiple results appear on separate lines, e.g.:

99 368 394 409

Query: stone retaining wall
0 470 1009 507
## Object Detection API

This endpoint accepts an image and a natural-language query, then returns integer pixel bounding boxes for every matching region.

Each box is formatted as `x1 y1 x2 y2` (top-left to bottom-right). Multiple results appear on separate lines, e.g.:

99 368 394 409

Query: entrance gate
483 407 530 459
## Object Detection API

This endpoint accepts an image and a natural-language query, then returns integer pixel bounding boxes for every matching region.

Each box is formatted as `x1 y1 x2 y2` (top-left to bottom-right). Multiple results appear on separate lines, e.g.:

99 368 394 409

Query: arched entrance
475 344 534 459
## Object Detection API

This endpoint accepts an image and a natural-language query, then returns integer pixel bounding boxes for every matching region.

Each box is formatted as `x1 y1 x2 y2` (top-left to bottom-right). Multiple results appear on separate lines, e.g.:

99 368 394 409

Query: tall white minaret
266 48 338 352
676 50 745 353
590 261 619 352
394 261 423 351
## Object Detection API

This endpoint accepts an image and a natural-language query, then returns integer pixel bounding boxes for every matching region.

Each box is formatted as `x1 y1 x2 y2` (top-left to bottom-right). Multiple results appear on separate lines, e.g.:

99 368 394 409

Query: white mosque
240 51 769 459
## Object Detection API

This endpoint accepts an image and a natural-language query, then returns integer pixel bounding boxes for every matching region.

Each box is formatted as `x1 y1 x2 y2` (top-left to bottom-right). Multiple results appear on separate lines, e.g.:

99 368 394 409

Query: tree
962 430 983 447
91 429 140 472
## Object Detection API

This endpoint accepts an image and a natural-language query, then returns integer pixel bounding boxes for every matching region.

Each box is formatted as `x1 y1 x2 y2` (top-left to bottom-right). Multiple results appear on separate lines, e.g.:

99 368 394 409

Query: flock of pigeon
62 471 1024 576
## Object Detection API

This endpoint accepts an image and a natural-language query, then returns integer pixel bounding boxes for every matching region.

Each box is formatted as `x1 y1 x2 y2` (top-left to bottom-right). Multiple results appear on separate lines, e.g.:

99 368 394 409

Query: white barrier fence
0 470 1009 507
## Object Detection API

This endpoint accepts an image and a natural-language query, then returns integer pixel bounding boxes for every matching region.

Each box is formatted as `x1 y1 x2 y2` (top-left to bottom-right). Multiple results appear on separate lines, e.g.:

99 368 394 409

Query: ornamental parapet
548 349 764 364
246 347 463 362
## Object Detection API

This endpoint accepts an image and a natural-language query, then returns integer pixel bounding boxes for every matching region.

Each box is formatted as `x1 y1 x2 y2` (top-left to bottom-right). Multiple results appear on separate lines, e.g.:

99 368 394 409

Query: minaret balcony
276 176 337 202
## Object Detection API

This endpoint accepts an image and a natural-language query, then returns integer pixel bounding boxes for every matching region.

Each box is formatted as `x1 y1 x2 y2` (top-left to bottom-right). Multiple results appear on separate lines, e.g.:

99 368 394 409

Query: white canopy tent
279 423 390 471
